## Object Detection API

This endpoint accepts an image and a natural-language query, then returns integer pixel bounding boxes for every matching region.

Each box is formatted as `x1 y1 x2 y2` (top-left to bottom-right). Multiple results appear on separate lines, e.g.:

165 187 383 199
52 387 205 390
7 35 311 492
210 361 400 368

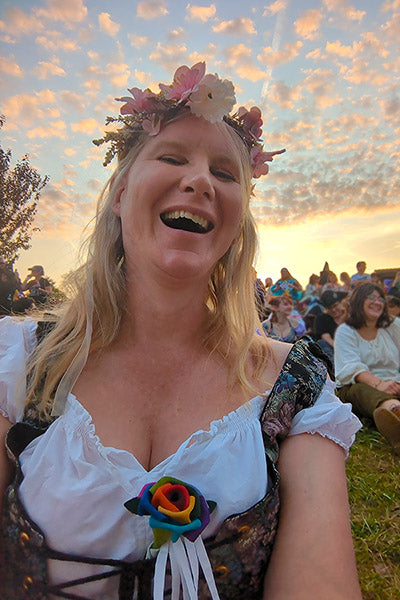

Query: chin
157 251 214 282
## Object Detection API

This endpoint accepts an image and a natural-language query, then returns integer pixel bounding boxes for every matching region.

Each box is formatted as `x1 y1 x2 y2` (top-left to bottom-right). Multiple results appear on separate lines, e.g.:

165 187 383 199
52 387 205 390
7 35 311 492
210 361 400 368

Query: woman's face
362 290 385 323
277 297 293 316
113 115 244 283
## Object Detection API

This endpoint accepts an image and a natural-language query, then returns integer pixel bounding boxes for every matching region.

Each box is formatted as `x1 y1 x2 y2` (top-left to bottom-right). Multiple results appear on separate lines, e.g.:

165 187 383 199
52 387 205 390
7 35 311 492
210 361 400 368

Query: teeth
163 210 210 231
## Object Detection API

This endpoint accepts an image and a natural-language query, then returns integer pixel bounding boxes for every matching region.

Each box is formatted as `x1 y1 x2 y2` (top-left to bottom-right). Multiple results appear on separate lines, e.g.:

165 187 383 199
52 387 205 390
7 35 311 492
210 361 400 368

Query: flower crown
93 62 285 178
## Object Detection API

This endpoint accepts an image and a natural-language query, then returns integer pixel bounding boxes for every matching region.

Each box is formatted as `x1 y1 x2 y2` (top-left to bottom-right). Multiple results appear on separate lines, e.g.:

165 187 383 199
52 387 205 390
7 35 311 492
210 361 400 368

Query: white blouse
335 319 400 387
0 317 361 599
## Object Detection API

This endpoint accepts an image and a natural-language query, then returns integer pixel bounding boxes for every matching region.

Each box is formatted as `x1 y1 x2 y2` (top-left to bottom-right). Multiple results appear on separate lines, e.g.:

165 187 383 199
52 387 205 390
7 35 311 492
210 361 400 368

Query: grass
346 419 400 600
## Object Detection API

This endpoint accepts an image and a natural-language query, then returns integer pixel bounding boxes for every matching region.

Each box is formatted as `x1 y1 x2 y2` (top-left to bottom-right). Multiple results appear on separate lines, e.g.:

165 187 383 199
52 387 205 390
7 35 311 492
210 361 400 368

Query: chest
72 349 255 471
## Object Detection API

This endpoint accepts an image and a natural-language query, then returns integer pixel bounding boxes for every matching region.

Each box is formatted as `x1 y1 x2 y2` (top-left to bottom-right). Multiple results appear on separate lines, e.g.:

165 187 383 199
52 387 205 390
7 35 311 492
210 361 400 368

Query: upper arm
264 433 361 600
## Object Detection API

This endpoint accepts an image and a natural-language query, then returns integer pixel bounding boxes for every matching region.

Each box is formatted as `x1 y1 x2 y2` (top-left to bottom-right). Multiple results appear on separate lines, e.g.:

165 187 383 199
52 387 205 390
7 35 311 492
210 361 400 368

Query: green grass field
346 420 400 600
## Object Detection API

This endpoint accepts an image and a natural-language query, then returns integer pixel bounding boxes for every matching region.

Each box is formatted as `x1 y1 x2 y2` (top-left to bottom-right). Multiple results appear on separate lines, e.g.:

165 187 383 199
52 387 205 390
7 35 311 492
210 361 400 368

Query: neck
274 312 288 325
364 318 378 329
118 269 210 348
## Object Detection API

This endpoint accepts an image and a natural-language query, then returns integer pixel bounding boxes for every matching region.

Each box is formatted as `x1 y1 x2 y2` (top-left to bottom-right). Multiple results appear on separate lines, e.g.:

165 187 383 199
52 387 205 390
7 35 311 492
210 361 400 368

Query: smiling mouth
160 210 214 234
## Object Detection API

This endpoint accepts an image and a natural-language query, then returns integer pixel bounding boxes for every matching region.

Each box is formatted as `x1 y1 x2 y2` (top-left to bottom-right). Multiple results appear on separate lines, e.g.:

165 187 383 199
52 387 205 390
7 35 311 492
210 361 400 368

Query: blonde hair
26 117 270 419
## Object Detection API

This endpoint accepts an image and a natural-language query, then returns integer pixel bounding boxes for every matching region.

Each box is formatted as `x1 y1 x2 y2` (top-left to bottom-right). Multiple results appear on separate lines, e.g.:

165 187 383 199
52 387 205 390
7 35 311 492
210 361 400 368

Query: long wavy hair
26 115 271 419
346 282 392 329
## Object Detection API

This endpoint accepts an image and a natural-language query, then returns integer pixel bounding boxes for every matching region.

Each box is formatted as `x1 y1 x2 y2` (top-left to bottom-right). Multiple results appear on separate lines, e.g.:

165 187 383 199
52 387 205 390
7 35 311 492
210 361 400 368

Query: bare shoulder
257 339 293 391
269 339 293 371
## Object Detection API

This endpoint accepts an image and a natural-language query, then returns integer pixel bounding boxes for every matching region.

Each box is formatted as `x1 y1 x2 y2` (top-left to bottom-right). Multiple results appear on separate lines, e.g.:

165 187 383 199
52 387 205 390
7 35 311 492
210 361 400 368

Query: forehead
141 115 241 164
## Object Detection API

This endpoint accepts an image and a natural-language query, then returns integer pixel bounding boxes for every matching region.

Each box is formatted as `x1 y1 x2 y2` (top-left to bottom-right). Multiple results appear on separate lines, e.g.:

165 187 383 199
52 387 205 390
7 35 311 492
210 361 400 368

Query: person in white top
335 282 400 455
0 63 362 600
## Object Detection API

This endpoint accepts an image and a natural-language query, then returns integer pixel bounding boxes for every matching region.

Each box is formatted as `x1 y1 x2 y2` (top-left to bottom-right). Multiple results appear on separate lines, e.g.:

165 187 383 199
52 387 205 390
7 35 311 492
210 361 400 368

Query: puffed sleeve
0 316 37 423
288 379 362 456
334 323 368 386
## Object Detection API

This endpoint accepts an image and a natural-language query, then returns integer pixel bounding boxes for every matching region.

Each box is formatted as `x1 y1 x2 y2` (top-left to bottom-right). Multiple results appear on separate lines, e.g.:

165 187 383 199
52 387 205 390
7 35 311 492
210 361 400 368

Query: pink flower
250 146 286 179
188 74 236 123
159 62 206 102
237 106 263 141
142 114 161 136
117 88 159 115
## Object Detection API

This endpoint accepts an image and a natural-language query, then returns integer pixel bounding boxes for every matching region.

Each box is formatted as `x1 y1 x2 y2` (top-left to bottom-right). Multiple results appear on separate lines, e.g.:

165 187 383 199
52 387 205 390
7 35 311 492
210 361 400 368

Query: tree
0 116 49 263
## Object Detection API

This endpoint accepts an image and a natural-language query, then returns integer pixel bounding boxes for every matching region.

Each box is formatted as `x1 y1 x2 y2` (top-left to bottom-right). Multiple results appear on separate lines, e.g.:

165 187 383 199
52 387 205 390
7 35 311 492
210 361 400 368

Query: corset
1 337 329 600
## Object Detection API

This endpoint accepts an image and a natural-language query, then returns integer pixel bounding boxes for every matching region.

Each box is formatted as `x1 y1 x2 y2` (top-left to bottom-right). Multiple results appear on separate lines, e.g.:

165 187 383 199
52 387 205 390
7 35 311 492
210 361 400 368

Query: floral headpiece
93 62 285 179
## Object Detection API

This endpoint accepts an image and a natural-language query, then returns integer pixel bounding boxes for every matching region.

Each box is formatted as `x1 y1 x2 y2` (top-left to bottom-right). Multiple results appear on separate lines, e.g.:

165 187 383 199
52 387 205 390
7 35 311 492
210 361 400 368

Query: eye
211 168 237 182
158 155 184 165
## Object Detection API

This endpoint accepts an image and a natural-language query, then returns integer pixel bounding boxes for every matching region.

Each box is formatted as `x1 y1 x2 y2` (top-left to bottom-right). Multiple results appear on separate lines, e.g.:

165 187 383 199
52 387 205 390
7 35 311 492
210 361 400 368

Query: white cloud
263 1 287 16
149 43 188 71
136 0 168 19
258 41 303 67
32 58 66 80
322 0 365 21
60 90 86 112
27 120 67 139
71 118 102 135
167 27 186 41
0 55 24 77
35 0 88 23
294 9 323 40
98 12 120 36
35 31 80 52
212 17 256 35
0 7 44 37
185 4 217 22
128 34 151 47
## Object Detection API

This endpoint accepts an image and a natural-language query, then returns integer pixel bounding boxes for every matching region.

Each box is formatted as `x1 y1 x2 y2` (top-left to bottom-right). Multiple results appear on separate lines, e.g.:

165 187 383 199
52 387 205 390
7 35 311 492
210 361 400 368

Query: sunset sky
1 0 399 287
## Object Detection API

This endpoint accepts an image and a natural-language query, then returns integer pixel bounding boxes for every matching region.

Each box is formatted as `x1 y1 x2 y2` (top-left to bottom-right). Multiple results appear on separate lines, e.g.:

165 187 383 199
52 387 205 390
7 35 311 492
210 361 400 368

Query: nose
178 161 215 201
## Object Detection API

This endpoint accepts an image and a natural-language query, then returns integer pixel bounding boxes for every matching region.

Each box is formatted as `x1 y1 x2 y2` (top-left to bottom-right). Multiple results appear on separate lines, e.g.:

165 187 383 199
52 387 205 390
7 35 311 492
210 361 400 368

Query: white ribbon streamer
152 537 220 600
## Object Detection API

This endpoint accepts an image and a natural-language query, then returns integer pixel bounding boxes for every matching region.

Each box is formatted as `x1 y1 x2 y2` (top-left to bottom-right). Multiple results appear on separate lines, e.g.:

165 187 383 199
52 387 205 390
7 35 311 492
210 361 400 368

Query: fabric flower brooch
124 476 216 548
125 476 219 600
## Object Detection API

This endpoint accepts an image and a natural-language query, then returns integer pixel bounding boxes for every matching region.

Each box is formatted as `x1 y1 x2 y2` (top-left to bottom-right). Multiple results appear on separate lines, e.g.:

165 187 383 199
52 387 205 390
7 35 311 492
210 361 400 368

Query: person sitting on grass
334 283 400 456
313 290 347 364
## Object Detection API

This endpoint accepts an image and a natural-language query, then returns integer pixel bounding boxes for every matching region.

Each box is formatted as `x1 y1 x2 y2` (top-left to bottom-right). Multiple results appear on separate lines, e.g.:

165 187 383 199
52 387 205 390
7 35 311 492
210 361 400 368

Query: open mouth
160 210 214 234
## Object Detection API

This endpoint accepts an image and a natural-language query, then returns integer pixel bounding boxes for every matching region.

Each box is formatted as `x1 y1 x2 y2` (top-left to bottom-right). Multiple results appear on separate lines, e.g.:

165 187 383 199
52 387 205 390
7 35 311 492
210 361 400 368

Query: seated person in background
350 261 370 289
387 288 400 318
313 291 347 364
21 265 52 306
391 271 400 291
264 276 273 296
334 283 400 455
321 271 341 293
270 267 303 301
302 273 320 302
340 272 351 293
262 293 305 343
370 273 384 288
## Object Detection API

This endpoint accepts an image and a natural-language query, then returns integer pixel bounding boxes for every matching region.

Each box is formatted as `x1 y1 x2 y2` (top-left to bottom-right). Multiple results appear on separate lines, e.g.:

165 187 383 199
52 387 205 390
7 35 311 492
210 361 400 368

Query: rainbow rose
124 476 216 549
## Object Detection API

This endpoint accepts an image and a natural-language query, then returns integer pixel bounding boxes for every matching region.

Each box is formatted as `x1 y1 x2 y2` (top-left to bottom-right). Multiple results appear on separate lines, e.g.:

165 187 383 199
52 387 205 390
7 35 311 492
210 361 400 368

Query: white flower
188 74 236 123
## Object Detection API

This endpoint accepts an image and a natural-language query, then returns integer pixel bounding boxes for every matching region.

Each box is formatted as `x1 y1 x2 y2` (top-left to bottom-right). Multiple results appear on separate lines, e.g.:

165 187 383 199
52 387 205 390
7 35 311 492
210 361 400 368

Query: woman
0 63 361 599
340 272 351 293
262 293 305 343
321 271 341 294
269 267 303 300
335 282 400 455
313 290 347 363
